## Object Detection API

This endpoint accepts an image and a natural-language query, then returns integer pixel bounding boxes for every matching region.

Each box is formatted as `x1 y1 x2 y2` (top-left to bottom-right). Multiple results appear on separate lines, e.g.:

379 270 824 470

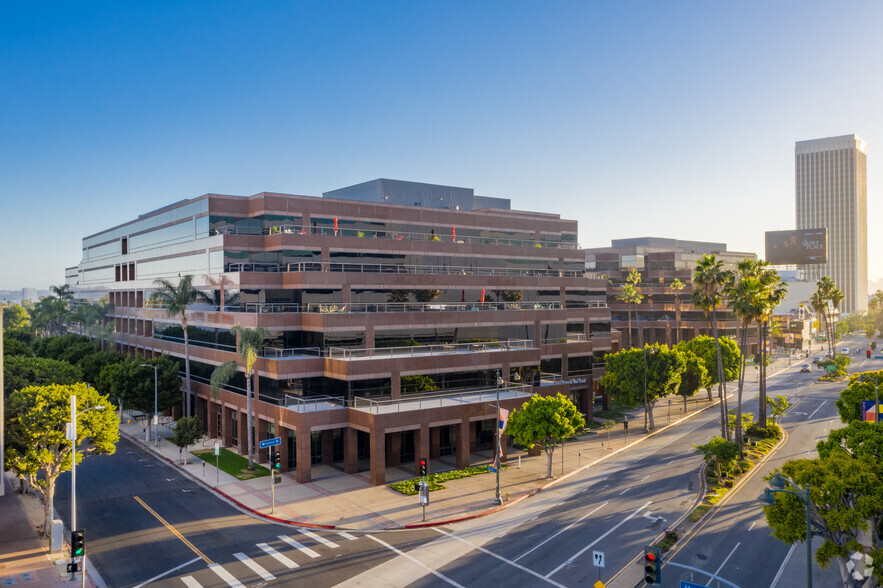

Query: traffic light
70 529 85 559
418 458 428 477
643 545 662 585
867 349 872 358
271 449 281 470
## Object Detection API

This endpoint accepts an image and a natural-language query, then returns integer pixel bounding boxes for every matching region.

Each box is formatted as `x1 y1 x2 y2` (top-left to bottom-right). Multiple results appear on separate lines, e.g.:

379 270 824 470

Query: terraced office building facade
66 180 616 484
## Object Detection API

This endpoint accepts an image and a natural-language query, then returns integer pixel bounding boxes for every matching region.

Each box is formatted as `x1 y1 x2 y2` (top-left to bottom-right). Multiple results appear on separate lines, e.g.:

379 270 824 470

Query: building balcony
351 383 534 414
324 339 534 360
223 260 585 279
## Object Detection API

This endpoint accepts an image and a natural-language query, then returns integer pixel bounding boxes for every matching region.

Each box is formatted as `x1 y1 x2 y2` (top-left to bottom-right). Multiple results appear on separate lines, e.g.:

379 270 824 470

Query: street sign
592 550 605 568
680 581 710 588
259 437 281 449
214 441 220 456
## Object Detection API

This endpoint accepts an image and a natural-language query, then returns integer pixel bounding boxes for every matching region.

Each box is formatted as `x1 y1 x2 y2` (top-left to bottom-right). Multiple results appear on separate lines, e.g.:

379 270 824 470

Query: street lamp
493 369 505 506
757 472 814 588
140 363 159 446
857 373 880 423
68 396 104 581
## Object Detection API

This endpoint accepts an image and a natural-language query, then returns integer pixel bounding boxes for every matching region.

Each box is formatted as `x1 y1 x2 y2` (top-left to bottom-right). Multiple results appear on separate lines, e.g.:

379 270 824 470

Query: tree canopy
675 335 740 394
504 393 585 478
4 383 119 542
835 371 883 424
4 355 83 396
601 344 685 430
170 416 203 464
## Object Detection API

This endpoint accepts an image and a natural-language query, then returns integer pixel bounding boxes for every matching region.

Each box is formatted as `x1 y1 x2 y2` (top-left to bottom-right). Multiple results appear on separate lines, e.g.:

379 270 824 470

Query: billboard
765 228 827 264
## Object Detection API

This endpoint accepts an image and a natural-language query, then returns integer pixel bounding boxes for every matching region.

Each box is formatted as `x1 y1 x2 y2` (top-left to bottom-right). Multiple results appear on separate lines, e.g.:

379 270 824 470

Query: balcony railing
211 223 580 250
352 383 534 414
325 339 534 360
222 260 584 278
144 300 604 313
283 394 346 412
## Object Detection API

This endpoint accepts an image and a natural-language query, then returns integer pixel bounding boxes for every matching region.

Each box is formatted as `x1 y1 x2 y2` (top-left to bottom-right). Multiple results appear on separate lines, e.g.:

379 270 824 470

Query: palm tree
726 266 765 457
810 290 827 352
616 282 643 349
670 278 685 344
196 274 239 312
814 277 843 357
151 275 199 416
50 284 75 302
752 263 788 427
210 325 271 470
692 254 732 441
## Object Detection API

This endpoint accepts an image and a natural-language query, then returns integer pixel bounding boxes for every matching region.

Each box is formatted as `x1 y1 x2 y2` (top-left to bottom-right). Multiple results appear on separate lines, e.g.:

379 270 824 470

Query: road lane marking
748 521 756 532
513 502 609 562
545 501 652 578
132 557 202 588
711 541 740 581
133 496 213 565
298 528 339 548
432 529 566 587
209 563 245 588
639 474 650 482
180 577 201 588
808 400 827 420
234 553 275 581
365 534 467 588
257 543 298 568
337 532 358 541
279 535 320 558
769 542 798 587
619 487 630 495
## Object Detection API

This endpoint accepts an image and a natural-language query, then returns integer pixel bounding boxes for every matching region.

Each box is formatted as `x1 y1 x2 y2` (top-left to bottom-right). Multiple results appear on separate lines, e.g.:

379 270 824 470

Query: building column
278 426 290 473
321 430 334 465
295 426 312 484
386 432 402 467
343 428 358 474
342 284 351 304
369 428 386 486
257 419 270 464
365 325 375 350
390 371 401 400
456 417 470 469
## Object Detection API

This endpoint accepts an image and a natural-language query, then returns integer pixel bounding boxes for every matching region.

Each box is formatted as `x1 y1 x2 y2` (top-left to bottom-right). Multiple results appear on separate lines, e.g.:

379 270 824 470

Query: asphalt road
53 437 439 587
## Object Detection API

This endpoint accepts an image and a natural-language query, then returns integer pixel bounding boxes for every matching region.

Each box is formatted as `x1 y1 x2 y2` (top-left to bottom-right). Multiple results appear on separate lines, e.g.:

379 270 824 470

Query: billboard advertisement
765 228 827 264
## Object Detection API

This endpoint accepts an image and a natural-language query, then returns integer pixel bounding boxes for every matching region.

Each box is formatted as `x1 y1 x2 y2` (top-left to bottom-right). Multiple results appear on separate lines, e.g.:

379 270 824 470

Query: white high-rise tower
795 134 868 313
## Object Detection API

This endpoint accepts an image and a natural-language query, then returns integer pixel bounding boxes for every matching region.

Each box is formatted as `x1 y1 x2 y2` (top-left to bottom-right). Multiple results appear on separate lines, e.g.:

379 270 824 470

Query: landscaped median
389 465 499 495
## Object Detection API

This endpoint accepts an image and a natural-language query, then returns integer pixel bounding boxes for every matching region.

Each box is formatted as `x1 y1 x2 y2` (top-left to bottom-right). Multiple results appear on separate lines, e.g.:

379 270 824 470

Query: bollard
518 455 521 469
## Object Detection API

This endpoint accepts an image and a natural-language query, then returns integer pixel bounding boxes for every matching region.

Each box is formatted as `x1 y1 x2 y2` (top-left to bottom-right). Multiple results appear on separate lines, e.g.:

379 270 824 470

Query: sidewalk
122 393 727 532
0 473 95 588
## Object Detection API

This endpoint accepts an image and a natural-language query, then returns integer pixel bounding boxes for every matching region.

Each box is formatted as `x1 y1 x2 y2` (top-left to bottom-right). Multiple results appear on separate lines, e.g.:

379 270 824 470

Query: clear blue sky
2 1 881 291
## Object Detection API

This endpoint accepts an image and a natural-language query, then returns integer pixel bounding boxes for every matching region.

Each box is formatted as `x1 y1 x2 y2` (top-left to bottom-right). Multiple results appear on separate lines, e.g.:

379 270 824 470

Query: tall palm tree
670 278 685 344
50 284 75 302
753 263 788 427
692 254 732 441
616 283 643 349
151 274 199 416
210 325 271 470
197 274 239 312
814 277 843 357
810 290 827 352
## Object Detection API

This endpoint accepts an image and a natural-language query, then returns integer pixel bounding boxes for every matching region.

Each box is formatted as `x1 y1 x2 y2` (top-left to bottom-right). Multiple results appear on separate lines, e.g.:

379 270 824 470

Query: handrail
281 261 584 278
142 300 605 313
325 339 533 360
283 394 346 412
261 346 323 358
352 383 534 414
211 223 580 249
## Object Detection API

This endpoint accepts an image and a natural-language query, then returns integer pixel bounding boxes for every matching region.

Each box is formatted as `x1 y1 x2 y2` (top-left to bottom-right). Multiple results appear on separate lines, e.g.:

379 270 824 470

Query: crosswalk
179 531 358 587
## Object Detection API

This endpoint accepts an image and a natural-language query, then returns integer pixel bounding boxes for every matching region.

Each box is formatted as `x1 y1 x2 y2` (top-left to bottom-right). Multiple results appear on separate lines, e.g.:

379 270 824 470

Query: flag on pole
499 407 510 433
493 408 510 471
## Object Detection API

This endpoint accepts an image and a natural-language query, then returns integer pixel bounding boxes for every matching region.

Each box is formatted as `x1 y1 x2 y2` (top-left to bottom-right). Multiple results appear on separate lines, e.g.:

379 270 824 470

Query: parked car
841 347 849 355
800 364 812 373
812 356 822 363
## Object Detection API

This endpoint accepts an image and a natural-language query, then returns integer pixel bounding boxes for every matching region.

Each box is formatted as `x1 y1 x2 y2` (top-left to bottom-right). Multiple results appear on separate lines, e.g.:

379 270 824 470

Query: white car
840 347 849 355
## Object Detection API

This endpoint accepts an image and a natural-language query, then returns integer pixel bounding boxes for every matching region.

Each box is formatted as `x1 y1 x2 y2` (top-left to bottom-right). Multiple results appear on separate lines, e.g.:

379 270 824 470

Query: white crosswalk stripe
208 563 245 588
234 552 275 581
279 535 321 558
337 532 358 540
298 528 340 548
257 542 299 569
180 577 202 588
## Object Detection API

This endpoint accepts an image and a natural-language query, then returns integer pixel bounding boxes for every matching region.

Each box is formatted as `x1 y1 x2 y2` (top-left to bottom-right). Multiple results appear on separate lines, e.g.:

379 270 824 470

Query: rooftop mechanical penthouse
66 179 618 485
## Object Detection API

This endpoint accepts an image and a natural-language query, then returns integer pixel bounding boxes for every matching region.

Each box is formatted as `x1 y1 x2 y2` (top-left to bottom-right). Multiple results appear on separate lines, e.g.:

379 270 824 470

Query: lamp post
140 363 159 446
857 373 880 423
493 369 504 506
757 472 813 588
69 397 104 581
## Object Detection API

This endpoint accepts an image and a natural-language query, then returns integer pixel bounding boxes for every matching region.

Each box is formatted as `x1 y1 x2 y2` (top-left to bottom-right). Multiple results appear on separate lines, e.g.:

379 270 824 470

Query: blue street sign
259 437 281 449
680 581 710 588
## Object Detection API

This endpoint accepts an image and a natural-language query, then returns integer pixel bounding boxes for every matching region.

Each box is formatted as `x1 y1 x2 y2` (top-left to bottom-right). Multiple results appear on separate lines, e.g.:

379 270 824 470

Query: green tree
504 393 586 478
151 274 199 416
4 383 118 542
677 349 708 411
210 324 270 470
3 338 33 357
170 416 203 464
412 289 442 303
675 335 740 401
616 281 643 349
3 303 31 332
4 355 83 396
763 423 883 587
601 344 685 431
693 436 739 479
692 254 733 441
30 296 69 337
49 284 75 301
78 350 127 387
766 395 791 424
32 334 97 366
836 371 883 423
669 278 686 344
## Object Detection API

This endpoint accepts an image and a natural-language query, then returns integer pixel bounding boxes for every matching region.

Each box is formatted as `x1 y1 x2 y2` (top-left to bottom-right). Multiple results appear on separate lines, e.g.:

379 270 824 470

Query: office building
795 134 868 313
585 238 755 348
66 180 616 485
